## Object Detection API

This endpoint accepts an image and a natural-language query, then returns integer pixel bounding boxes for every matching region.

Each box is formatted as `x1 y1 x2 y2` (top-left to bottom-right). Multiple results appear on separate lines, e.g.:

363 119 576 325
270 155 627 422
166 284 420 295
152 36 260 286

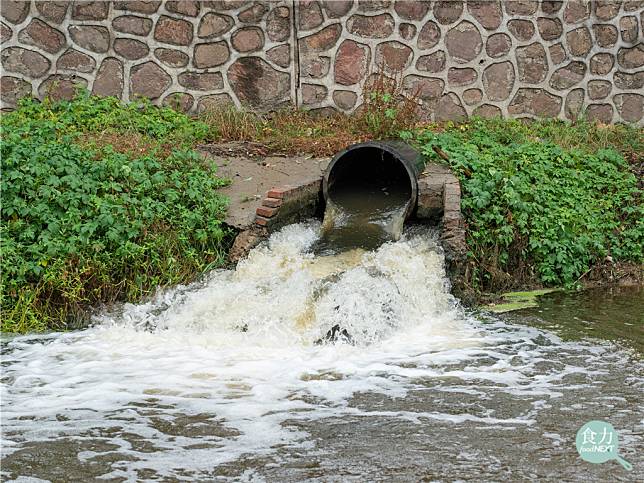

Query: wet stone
417 21 441 50
322 0 353 18
508 88 562 117
619 16 639 43
266 6 290 42
162 92 194 113
1 1 30 24
549 43 567 64
113 16 153 36
541 1 563 14
504 0 538 15
613 93 643 123
1 22 11 42
72 1 109 20
301 56 330 78
564 88 584 120
18 19 66 54
587 80 611 101
566 27 592 57
537 17 562 41
590 53 614 75
433 1 463 25
1 47 50 78
130 61 172 99
483 61 515 101
267 44 290 68
435 93 467 121
347 13 394 38
57 48 96 73
301 83 327 105
516 43 547 84
416 51 446 73
231 27 264 53
357 0 391 12
593 24 618 48
69 25 111 53
335 40 370 86
92 57 124 97
550 61 586 89
445 21 482 64
193 41 230 68
238 3 267 22
300 24 341 52
594 0 621 20
39 75 88 101
448 67 477 87
486 33 512 58
166 1 200 17
586 104 613 123
402 75 444 101
563 0 590 23
0 76 31 106
154 15 193 46
467 0 503 30
35 1 69 24
155 48 188 68
617 45 644 69
299 1 324 31
114 38 149 60
473 103 502 118
508 19 534 41
198 13 234 38
228 57 291 109
333 90 357 110
394 1 430 21
399 23 416 40
375 41 414 72
614 71 644 90
463 88 483 105
114 1 162 14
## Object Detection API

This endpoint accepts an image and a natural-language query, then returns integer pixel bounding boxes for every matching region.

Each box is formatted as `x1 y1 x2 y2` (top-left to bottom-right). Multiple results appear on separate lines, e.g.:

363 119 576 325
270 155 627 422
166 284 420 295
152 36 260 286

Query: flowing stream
1 222 642 481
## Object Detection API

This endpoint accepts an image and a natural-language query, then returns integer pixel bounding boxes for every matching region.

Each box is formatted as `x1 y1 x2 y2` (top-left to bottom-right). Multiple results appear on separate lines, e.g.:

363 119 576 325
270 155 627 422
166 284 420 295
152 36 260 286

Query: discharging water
1 222 642 481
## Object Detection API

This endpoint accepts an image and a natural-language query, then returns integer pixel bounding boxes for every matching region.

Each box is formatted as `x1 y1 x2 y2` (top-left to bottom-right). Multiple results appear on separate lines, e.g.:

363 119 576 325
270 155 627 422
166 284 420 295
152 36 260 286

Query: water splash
2 222 641 481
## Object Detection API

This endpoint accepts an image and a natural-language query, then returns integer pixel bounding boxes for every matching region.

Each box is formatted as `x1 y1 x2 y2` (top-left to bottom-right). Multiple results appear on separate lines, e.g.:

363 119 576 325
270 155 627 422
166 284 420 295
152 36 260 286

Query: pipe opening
326 146 414 210
316 142 421 254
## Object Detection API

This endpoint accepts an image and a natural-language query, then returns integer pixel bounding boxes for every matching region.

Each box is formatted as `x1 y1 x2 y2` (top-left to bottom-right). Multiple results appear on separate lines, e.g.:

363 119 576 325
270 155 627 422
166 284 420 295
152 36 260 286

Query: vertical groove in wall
292 0 301 109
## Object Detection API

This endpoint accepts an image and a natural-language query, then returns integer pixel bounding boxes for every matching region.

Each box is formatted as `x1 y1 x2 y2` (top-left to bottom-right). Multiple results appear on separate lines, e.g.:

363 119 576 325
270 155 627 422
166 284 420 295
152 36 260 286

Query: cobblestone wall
1 1 643 123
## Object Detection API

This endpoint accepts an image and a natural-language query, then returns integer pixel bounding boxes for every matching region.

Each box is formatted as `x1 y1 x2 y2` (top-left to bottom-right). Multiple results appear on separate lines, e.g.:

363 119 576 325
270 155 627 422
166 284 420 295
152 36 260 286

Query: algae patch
485 289 559 313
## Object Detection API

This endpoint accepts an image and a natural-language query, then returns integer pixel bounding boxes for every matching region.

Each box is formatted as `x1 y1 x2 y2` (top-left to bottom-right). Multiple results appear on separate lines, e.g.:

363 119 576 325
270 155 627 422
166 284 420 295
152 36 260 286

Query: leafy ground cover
410 118 642 292
1 94 230 333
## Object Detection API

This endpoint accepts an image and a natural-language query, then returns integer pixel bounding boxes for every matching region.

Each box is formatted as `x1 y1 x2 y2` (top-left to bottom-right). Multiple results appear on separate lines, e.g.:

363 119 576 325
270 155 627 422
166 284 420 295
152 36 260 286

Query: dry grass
197 67 422 157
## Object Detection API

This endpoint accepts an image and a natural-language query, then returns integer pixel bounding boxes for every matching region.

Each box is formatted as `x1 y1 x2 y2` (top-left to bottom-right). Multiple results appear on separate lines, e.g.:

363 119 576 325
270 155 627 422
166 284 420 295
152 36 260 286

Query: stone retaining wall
2 1 643 123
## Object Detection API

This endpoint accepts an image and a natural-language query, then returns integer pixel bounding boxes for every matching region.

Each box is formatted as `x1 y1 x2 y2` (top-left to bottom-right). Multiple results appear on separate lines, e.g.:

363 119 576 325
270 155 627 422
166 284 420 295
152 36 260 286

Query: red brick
267 187 290 199
255 215 270 226
256 206 279 218
262 197 282 208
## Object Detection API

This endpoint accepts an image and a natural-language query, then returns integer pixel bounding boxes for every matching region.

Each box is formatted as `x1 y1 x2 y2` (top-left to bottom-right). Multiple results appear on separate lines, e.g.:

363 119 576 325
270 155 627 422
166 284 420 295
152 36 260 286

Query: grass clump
199 70 421 156
411 118 643 291
1 94 230 333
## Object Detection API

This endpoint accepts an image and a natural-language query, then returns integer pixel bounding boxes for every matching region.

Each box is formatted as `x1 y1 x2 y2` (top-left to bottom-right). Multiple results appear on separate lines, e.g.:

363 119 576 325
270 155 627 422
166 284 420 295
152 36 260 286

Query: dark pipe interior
326 147 413 210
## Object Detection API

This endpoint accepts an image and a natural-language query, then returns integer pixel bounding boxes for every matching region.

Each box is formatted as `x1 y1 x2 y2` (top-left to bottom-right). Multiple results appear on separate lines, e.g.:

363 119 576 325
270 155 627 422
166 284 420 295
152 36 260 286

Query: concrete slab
199 147 330 229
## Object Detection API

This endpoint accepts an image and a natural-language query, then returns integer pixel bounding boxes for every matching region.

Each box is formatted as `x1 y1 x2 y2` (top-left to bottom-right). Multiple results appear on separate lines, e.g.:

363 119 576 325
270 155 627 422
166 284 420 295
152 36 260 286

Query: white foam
1 222 631 479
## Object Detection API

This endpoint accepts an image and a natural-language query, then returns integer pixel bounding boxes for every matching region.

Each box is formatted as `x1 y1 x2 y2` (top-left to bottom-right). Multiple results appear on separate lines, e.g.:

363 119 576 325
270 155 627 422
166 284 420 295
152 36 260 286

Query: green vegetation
410 118 643 291
1 94 230 333
485 289 559 313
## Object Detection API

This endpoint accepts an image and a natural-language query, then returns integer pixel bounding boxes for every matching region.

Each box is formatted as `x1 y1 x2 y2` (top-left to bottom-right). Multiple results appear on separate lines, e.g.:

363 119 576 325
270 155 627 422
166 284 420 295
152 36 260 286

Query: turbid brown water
2 223 642 482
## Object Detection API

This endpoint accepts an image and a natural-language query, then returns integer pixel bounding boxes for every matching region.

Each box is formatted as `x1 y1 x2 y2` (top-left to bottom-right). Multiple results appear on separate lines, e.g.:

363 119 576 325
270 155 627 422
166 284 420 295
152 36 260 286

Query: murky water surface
1 223 642 482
